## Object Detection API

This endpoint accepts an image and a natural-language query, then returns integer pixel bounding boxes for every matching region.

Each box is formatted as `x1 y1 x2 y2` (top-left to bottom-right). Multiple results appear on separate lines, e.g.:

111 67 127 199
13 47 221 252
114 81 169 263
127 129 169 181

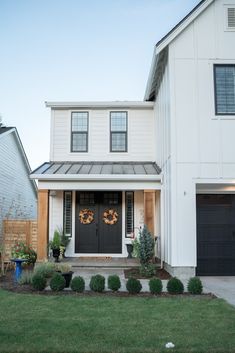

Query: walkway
201 277 235 306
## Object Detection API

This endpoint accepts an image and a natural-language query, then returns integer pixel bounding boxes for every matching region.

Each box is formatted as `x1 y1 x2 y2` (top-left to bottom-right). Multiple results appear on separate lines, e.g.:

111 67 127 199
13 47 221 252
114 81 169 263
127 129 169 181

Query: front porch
31 161 162 262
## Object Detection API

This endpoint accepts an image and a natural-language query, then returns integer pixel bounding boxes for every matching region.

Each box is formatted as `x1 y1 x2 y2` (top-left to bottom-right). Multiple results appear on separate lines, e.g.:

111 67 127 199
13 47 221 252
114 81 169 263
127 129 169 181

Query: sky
0 0 200 170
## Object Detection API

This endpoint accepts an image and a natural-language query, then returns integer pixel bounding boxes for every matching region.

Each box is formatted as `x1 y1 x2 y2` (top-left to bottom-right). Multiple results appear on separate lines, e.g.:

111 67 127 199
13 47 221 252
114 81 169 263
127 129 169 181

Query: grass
0 290 235 352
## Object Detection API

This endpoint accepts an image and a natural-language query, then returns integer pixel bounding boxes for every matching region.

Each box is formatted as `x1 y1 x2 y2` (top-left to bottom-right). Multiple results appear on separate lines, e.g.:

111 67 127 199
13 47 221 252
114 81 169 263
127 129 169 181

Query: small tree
139 225 154 265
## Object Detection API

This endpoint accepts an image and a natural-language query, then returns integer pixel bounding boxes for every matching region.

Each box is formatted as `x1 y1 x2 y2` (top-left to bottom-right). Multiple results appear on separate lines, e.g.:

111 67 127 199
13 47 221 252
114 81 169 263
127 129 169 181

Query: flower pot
126 244 134 259
52 249 60 262
62 271 74 288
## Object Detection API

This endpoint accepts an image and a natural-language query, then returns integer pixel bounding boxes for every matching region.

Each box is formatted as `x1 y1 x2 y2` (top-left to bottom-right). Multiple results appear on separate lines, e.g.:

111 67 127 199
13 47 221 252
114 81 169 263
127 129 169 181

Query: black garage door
197 194 235 276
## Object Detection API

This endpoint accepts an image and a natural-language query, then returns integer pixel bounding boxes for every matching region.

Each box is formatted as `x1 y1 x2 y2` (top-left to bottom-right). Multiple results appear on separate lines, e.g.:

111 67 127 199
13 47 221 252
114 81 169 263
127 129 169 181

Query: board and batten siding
0 132 37 239
50 108 155 162
160 0 235 270
154 62 171 266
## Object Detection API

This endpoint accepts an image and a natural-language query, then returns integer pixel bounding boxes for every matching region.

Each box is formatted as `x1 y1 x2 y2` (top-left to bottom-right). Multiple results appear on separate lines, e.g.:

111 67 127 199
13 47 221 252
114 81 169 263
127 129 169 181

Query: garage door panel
197 208 232 225
197 259 235 276
197 224 235 241
197 194 235 276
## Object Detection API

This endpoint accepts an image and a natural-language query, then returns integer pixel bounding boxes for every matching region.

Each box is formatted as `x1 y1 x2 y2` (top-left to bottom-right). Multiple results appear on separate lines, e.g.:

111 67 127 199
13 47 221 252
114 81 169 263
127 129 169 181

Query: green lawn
0 290 235 353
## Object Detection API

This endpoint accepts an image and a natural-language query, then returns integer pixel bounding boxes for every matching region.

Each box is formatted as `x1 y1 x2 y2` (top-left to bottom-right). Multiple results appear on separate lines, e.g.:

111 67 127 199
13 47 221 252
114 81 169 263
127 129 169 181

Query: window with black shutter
125 192 134 237
63 191 72 236
214 65 235 115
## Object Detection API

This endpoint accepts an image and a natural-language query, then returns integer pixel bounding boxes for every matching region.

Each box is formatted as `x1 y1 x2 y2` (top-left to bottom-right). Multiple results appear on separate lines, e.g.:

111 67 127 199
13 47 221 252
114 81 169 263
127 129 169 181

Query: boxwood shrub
126 278 142 294
187 277 203 294
108 275 121 292
50 273 66 291
167 277 184 294
149 278 163 295
32 273 47 291
89 274 105 292
71 276 85 293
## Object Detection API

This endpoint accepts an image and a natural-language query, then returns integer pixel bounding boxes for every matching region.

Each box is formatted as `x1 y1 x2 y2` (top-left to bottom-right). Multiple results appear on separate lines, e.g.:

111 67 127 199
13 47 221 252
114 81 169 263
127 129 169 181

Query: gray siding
0 132 37 238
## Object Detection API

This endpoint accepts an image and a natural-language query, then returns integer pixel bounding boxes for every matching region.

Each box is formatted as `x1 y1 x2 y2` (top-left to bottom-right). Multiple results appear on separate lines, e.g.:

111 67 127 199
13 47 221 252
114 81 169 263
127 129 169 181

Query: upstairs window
71 112 88 152
214 65 235 115
110 112 127 152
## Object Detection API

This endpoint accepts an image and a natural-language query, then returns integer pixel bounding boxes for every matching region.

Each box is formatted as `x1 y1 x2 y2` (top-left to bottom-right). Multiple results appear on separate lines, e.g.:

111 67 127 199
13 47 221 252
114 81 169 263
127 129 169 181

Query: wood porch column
144 190 156 237
37 189 49 261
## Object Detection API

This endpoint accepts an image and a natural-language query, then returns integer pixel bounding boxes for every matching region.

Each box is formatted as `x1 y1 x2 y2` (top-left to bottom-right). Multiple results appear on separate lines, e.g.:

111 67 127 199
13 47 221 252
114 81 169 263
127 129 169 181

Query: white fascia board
31 174 162 182
194 178 235 184
45 101 154 110
155 0 214 55
38 180 162 191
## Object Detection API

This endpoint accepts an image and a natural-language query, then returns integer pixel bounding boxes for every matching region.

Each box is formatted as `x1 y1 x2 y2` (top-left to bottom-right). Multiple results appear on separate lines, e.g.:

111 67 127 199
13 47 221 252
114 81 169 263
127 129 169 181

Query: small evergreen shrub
149 278 163 295
50 273 66 291
108 275 121 292
167 277 184 294
89 275 105 292
140 263 156 277
32 273 47 291
71 276 85 293
187 277 203 295
18 271 33 285
139 225 155 265
126 278 142 294
34 263 56 278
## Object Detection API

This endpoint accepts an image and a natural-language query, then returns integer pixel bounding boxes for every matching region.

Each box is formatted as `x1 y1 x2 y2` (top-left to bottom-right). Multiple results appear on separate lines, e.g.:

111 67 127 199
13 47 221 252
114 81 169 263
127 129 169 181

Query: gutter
30 174 163 182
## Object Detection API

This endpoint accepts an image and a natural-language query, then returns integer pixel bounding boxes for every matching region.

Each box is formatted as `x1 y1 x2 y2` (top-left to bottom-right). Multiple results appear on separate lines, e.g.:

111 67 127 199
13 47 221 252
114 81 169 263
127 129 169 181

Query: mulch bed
124 268 171 279
0 270 215 299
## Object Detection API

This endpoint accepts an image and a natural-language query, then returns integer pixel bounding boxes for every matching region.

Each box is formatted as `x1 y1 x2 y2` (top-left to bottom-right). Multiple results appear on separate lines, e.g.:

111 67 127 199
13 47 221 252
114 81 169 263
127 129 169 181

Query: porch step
63 257 140 269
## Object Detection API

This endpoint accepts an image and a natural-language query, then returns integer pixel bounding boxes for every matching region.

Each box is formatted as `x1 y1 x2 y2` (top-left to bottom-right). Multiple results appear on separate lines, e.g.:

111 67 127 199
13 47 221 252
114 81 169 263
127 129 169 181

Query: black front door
75 191 122 253
196 194 235 276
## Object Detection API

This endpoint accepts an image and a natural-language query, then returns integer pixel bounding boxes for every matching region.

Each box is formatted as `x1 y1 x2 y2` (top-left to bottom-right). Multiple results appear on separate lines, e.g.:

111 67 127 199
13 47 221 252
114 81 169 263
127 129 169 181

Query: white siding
154 62 172 265
50 108 155 162
162 0 235 268
0 132 37 238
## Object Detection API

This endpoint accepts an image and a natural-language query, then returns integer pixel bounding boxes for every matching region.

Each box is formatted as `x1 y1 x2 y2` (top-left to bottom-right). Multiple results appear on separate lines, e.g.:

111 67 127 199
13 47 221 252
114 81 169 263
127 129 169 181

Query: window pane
111 132 126 151
72 133 87 151
72 112 88 132
64 191 72 236
126 192 134 236
111 112 127 131
215 66 235 114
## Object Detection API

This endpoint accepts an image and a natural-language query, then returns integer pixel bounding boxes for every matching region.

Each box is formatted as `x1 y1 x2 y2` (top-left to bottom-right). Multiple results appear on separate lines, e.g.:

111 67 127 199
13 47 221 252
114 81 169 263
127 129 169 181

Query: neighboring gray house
0 126 37 240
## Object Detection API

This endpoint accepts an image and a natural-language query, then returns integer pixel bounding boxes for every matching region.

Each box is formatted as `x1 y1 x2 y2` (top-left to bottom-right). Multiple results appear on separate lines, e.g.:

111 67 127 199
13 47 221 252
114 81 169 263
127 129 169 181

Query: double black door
75 191 122 253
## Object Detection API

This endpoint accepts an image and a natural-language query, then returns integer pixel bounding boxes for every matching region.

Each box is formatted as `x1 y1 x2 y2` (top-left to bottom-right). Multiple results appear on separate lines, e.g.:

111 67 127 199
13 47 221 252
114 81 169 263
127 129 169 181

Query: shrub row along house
31 0 235 277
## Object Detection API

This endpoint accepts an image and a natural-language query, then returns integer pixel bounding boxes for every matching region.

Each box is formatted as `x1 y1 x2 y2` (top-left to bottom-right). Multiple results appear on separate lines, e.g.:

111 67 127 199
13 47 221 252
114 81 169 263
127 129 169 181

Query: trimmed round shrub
32 273 47 291
126 278 142 294
187 277 203 295
50 273 66 291
108 275 121 292
149 278 163 295
89 275 105 292
71 276 85 293
167 277 184 294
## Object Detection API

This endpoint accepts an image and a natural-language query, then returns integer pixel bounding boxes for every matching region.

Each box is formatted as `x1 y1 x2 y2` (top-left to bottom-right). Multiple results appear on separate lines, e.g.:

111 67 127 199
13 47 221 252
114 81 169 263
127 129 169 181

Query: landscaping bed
124 267 171 279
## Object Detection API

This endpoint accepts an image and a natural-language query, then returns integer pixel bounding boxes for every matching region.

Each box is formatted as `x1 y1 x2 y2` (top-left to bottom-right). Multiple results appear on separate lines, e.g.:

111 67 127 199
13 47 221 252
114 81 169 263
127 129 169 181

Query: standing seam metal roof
31 161 161 176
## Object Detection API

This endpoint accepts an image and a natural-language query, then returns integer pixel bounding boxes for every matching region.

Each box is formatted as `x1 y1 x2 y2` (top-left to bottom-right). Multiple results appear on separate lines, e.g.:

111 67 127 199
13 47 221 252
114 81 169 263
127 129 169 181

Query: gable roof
144 0 214 101
0 126 37 195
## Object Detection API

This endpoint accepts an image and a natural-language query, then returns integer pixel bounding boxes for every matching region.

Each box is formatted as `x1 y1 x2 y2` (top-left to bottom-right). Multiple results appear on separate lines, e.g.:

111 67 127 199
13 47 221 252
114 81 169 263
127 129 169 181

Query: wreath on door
79 209 94 225
103 209 118 225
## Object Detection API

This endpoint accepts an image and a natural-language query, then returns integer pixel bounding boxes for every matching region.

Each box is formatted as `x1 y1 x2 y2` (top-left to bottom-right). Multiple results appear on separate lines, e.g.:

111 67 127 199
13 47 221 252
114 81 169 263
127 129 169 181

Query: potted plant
56 263 73 288
60 232 71 258
126 232 135 259
49 230 61 262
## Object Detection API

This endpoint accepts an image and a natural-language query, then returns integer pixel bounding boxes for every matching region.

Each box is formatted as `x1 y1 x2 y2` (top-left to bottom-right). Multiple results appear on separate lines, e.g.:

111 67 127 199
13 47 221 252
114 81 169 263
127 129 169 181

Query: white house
31 0 235 277
0 126 37 240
